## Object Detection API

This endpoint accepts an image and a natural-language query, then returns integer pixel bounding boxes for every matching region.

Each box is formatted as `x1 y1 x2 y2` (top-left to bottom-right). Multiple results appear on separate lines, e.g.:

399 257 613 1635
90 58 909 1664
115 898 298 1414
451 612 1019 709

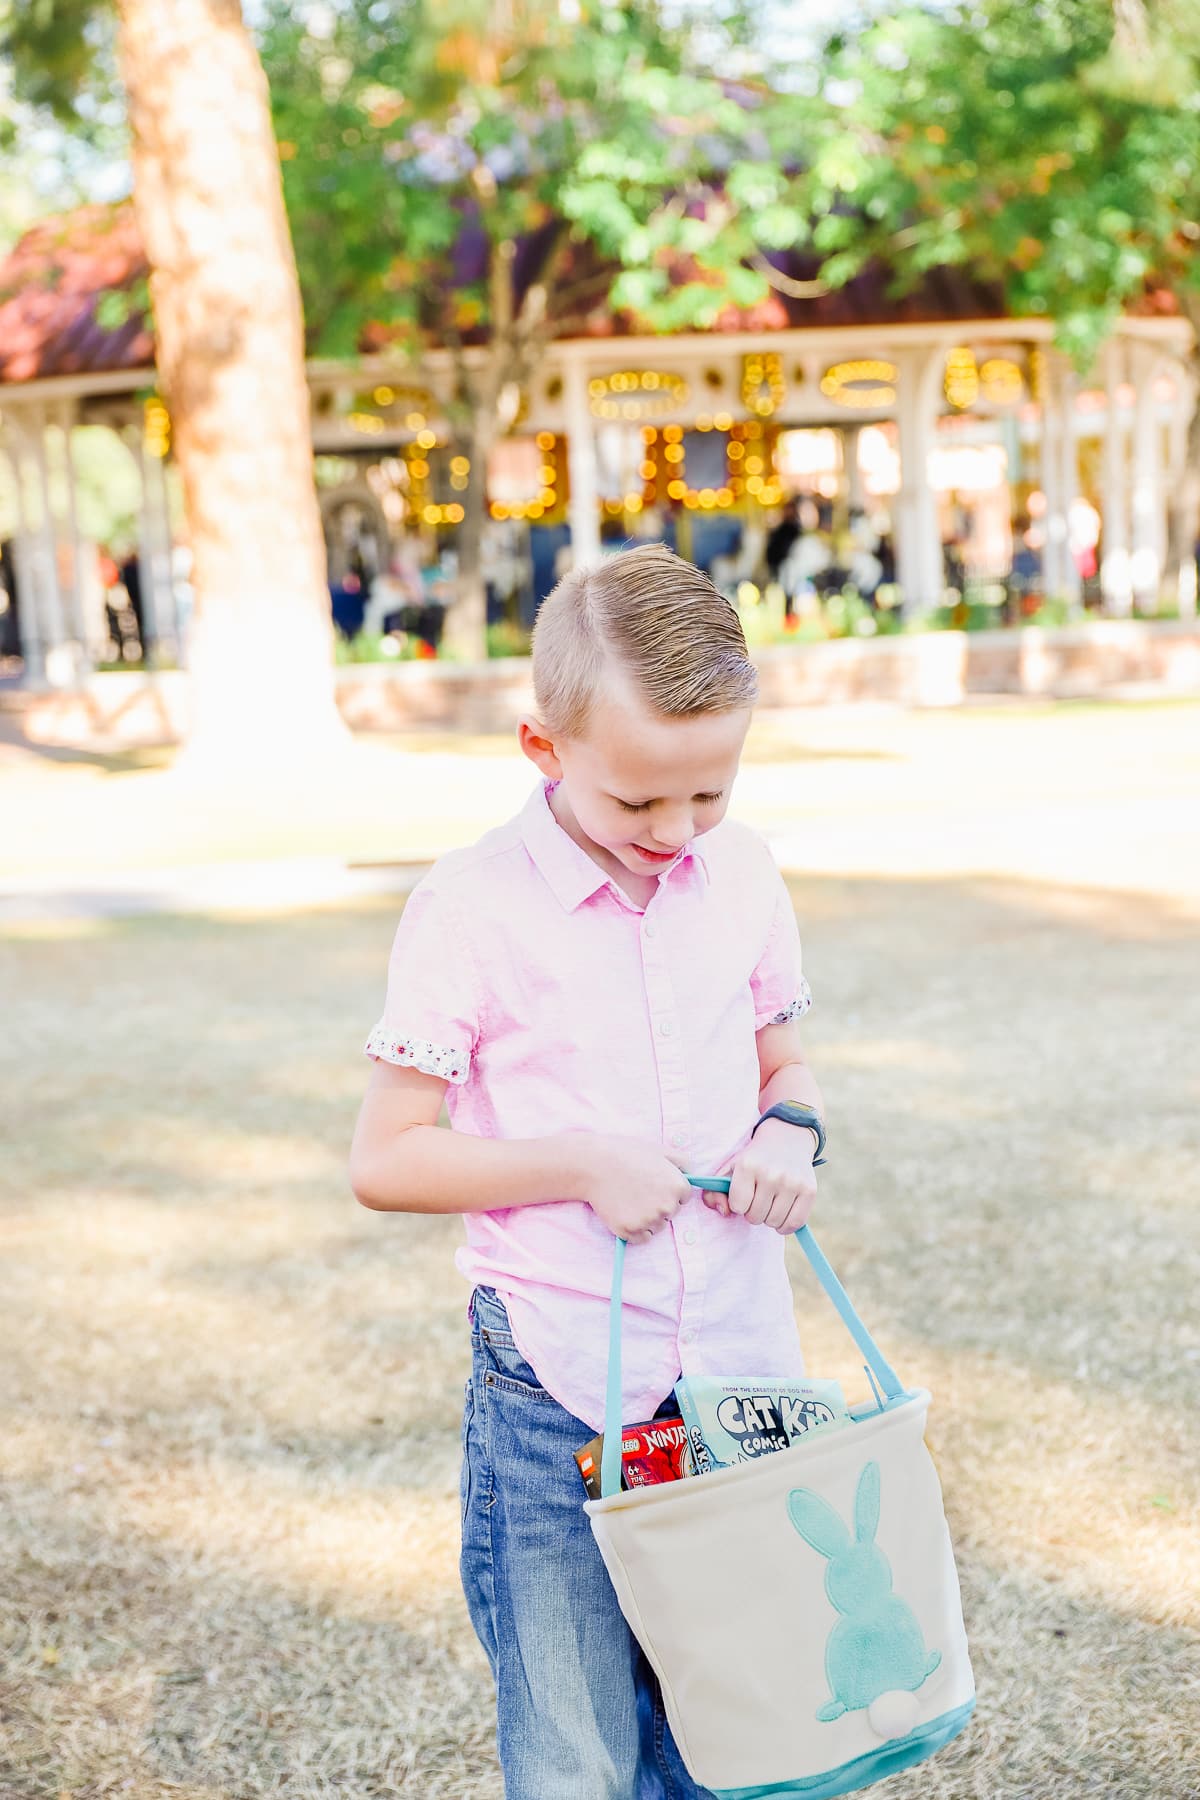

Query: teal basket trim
713 1696 976 1800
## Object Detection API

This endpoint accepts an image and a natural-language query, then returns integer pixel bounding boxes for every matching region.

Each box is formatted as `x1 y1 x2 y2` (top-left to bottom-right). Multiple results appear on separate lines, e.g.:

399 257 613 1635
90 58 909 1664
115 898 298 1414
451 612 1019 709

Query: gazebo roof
0 204 153 385
0 198 1182 389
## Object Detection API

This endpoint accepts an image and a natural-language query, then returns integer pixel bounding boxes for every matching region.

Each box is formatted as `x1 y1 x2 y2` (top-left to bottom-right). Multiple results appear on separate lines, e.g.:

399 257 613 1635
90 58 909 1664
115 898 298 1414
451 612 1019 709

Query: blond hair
531 543 757 736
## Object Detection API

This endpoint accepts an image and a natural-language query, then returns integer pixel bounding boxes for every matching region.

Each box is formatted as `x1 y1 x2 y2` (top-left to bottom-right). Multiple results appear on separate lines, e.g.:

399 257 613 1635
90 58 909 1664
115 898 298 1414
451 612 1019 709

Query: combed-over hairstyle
531 542 758 736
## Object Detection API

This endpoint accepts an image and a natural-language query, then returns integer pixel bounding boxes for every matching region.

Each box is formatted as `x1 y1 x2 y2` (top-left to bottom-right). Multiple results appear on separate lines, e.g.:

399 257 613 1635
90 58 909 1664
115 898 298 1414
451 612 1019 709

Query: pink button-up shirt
366 779 813 1430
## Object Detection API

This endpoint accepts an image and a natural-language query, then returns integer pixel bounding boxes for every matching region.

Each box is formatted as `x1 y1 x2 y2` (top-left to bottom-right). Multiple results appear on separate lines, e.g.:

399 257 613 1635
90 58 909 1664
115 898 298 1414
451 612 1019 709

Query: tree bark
439 232 559 660
442 417 494 663
116 0 347 768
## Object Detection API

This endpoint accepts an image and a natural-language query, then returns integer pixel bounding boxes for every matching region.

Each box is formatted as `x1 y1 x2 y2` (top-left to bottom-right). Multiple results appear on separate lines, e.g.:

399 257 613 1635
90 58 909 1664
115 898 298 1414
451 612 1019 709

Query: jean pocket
478 1328 554 1401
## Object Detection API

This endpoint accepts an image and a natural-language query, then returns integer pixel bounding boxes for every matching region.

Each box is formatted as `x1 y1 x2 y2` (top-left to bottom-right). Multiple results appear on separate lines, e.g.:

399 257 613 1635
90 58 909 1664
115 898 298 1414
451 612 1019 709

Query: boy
351 543 824 1798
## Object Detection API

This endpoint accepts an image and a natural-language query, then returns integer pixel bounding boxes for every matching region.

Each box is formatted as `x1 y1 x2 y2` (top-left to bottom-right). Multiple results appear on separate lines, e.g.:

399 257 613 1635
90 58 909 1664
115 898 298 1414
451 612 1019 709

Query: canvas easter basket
585 1178 975 1800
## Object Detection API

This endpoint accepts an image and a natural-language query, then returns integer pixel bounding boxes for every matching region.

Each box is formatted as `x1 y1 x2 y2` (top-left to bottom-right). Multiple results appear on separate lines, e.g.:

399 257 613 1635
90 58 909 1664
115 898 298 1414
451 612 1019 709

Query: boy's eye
617 793 723 813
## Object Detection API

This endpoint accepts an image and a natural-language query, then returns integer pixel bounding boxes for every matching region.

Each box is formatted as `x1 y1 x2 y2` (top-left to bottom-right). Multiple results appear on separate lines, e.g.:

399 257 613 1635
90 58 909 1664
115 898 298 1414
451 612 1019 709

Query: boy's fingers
749 1182 777 1227
763 1189 790 1230
726 1162 754 1217
778 1193 814 1234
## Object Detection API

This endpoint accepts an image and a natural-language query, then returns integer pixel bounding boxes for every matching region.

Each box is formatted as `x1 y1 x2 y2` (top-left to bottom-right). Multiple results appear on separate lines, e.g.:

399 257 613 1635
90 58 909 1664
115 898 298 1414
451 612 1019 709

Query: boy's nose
652 809 693 850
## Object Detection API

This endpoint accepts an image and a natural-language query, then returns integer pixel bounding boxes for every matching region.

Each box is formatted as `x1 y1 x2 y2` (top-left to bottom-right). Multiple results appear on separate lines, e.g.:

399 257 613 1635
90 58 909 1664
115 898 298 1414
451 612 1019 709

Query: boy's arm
349 1059 691 1241
350 1060 583 1213
717 1018 824 1233
755 1017 824 1121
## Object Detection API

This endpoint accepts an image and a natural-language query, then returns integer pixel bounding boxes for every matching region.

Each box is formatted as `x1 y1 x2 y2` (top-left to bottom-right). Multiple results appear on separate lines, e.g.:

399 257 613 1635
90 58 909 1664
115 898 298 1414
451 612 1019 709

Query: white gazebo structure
0 203 1194 687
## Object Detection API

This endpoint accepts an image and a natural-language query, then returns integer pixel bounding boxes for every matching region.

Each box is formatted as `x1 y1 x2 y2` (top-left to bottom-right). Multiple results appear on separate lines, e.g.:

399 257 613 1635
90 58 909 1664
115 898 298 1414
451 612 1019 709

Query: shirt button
681 1327 697 1344
659 1019 673 1036
684 1228 698 1245
670 1131 686 1148
644 919 656 937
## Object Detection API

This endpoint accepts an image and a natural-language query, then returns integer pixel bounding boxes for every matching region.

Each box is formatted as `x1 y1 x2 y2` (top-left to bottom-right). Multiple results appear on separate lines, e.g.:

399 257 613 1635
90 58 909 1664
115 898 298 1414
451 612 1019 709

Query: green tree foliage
802 0 1200 588
257 0 820 644
261 0 816 359
804 0 1200 358
1 0 121 137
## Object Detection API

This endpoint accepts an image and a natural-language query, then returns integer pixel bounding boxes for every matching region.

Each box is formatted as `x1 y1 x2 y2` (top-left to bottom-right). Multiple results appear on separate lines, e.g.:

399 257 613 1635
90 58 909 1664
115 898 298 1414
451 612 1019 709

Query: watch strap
752 1101 827 1165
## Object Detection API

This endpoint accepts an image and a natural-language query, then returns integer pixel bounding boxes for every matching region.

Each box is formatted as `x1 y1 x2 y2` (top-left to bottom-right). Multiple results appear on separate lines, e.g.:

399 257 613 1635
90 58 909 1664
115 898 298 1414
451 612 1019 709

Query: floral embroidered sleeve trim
768 976 814 1026
364 1026 471 1085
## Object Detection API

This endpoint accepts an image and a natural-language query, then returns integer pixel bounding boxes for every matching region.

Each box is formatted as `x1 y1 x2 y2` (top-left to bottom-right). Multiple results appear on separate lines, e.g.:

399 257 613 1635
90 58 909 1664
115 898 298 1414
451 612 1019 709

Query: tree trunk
443 432 490 663
116 0 347 770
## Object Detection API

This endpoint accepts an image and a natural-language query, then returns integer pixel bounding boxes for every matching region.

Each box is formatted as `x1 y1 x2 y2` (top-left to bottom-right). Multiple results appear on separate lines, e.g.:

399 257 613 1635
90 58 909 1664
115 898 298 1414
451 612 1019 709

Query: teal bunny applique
787 1461 942 1733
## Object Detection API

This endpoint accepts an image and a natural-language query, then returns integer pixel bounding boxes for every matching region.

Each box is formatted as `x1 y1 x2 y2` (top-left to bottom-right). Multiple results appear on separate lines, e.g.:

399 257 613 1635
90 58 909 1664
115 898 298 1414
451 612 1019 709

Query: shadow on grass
1 1496 499 1800
0 713 177 778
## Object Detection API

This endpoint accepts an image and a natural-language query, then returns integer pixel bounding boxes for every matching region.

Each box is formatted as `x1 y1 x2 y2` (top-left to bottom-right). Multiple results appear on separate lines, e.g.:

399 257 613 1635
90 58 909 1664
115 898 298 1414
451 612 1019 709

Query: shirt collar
520 780 709 912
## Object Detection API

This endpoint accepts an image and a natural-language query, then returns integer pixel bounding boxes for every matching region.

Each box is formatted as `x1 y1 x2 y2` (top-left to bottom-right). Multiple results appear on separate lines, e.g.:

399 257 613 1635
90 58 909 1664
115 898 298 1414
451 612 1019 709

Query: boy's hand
714 1119 818 1235
569 1133 693 1246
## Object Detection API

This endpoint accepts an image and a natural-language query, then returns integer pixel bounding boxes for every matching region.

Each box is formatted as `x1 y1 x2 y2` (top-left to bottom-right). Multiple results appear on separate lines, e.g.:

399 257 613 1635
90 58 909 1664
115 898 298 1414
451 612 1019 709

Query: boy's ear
517 715 564 780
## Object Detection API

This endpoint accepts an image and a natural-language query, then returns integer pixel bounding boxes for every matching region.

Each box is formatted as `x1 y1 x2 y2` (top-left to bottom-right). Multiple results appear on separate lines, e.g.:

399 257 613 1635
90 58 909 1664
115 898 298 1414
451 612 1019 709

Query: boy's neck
547 782 660 909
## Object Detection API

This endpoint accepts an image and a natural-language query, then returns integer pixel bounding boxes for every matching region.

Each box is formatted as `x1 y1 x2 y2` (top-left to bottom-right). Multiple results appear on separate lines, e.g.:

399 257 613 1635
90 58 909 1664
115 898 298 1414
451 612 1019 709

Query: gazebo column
142 433 179 656
1039 369 1062 595
1130 344 1165 612
56 401 93 658
121 419 177 657
29 407 71 660
894 346 943 609
1101 340 1132 615
843 424 865 514
1039 354 1079 602
9 406 75 686
563 356 600 567
1057 366 1082 605
1169 370 1197 618
0 431 44 683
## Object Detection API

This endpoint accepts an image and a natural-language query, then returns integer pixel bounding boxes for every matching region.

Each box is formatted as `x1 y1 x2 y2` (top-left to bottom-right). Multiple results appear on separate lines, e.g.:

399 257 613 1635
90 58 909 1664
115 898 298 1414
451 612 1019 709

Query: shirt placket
639 874 707 1376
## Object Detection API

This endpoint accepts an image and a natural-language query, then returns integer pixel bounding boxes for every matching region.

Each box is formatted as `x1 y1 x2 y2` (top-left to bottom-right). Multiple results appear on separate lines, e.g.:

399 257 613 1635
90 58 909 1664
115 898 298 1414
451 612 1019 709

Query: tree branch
511 221 571 347
428 284 478 413
749 252 829 300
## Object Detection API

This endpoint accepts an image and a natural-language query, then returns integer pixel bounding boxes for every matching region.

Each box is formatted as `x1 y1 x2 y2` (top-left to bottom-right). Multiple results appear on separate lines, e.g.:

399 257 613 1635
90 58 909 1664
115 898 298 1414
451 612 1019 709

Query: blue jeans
461 1286 715 1800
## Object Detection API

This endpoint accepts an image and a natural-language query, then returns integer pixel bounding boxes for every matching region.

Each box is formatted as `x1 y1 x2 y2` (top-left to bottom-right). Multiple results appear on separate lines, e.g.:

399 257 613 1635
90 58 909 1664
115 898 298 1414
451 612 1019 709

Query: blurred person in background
766 498 803 625
0 539 22 662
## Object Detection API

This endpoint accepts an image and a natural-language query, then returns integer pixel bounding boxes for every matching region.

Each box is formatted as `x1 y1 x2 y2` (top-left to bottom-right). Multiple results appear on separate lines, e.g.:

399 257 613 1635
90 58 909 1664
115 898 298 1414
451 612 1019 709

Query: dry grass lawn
2 706 1199 1798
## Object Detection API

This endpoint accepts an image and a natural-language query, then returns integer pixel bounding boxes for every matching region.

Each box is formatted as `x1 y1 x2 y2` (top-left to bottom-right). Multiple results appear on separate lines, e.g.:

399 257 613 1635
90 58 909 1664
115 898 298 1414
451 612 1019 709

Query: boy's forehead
579 689 749 786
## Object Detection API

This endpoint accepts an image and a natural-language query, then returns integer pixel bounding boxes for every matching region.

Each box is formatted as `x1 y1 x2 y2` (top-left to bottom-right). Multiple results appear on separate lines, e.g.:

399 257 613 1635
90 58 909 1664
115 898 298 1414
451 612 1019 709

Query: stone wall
6 619 1199 748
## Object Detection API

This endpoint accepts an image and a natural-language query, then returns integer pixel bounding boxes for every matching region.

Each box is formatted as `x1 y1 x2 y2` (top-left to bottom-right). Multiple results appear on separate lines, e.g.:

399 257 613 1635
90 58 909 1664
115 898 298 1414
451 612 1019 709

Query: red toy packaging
575 1415 695 1498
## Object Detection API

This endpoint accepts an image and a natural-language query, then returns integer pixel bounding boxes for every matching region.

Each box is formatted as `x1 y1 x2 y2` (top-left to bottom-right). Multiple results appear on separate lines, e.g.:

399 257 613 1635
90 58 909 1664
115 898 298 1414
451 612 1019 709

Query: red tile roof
0 203 153 385
0 200 1182 387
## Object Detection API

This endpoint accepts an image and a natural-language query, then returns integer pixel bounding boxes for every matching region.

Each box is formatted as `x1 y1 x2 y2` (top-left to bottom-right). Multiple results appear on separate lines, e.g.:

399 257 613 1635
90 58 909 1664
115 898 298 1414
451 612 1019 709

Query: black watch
752 1101 827 1166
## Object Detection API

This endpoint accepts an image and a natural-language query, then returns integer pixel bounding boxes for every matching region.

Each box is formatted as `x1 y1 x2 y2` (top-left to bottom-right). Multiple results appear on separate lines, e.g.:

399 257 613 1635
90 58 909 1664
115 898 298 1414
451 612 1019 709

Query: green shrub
487 620 533 659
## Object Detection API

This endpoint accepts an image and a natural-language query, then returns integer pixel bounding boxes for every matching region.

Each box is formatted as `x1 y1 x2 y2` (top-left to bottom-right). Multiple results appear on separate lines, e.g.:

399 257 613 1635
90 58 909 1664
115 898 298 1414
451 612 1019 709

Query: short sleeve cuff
755 975 814 1031
364 1024 472 1085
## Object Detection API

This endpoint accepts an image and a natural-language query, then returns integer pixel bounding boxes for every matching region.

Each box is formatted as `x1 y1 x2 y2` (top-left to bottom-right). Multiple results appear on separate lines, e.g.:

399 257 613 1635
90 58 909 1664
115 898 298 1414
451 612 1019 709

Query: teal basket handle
599 1175 906 1500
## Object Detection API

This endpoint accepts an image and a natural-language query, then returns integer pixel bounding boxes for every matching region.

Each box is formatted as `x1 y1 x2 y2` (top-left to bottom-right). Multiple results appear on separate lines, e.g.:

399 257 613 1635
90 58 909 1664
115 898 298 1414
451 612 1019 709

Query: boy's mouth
632 844 680 865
